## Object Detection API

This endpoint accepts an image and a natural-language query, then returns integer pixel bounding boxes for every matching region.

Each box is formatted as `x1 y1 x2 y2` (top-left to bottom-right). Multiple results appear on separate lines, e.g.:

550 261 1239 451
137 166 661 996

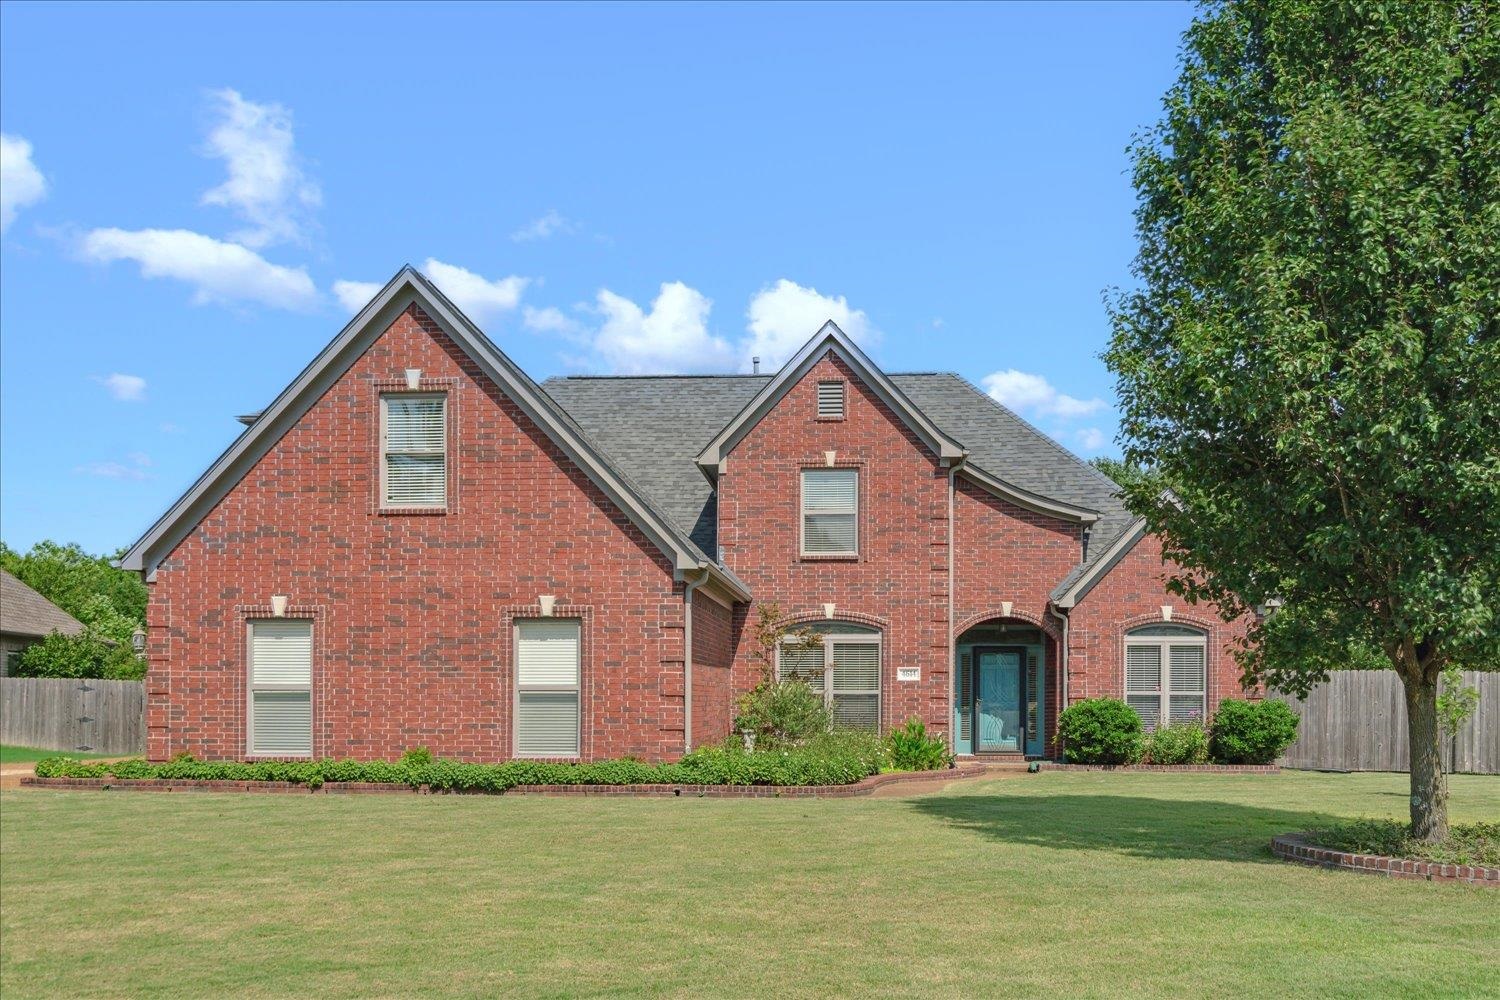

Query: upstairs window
1124 625 1207 730
801 468 858 556
817 380 846 419
381 393 446 507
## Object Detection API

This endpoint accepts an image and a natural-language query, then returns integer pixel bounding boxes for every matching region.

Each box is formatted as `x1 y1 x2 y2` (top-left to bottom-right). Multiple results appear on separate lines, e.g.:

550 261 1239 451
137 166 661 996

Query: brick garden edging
1041 762 1281 773
21 762 989 799
1270 834 1499 887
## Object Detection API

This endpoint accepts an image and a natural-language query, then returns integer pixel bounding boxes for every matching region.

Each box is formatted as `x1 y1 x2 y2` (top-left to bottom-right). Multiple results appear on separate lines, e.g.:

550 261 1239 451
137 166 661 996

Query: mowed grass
0 745 114 765
2 772 1497 999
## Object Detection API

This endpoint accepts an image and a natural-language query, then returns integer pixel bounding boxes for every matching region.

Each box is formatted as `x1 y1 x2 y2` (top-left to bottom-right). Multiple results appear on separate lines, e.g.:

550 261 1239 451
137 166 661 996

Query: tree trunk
1402 672 1449 843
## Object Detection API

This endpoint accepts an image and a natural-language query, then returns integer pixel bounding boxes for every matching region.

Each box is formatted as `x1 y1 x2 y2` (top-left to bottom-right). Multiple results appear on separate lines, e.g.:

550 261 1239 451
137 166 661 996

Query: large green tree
1106 0 1498 840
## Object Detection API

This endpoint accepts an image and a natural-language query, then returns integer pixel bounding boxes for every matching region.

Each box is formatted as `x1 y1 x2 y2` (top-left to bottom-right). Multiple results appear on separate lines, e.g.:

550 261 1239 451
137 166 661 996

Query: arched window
1124 625 1206 730
778 621 881 731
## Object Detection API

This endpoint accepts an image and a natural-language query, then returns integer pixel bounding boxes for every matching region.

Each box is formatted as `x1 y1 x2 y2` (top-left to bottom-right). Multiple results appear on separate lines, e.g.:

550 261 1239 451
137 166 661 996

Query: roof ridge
544 370 953 382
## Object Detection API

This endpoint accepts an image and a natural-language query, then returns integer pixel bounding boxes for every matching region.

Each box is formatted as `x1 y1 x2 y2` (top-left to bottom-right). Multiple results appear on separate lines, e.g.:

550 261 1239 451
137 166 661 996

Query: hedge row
32 741 882 792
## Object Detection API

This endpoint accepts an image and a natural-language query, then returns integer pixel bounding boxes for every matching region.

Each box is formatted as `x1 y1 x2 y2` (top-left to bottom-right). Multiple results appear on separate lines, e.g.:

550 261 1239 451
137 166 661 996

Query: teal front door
953 642 1045 756
976 646 1024 752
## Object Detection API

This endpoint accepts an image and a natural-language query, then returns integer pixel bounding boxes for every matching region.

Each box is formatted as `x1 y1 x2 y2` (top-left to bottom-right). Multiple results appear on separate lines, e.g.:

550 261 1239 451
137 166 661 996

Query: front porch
952 618 1058 759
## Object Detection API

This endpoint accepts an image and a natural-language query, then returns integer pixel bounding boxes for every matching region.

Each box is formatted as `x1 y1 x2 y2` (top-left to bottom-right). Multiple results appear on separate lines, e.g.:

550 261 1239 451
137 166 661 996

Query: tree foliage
1106 0 1499 839
2 540 147 678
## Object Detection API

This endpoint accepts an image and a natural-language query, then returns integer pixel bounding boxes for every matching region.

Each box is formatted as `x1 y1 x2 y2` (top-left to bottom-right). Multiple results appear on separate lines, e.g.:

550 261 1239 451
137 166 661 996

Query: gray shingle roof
540 372 1136 598
0 569 85 639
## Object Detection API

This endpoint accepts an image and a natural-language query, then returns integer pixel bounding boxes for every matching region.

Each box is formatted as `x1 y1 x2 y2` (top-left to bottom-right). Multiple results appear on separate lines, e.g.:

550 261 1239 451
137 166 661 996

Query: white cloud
1 134 47 233
159 422 184 434
1074 427 1107 452
420 259 529 326
522 304 588 343
745 279 878 371
590 282 735 375
93 373 147 401
80 227 318 310
980 369 1106 420
332 279 382 313
511 210 577 242
199 88 320 248
75 452 152 481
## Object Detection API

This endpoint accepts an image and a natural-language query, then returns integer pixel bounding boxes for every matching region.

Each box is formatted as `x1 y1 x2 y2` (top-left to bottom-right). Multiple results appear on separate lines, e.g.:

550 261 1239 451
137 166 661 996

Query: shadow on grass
908 793 1346 863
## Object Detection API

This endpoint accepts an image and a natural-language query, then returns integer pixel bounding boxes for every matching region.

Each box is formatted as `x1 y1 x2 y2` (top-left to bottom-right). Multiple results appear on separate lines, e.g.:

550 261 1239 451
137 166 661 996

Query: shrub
1142 722 1210 765
885 718 952 771
12 628 146 680
733 677 831 744
1209 699 1299 764
1056 698 1142 764
32 732 888 791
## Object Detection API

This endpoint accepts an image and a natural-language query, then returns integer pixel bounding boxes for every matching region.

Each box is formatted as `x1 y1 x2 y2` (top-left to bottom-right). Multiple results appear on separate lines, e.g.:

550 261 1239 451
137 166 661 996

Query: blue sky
0 1 1193 555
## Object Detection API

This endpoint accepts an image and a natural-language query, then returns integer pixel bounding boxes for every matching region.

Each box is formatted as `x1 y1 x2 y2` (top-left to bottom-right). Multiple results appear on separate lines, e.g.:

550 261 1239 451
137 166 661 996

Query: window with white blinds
779 629 880 731
1124 628 1207 730
248 620 312 756
516 619 580 756
381 393 447 507
801 468 858 555
817 380 846 419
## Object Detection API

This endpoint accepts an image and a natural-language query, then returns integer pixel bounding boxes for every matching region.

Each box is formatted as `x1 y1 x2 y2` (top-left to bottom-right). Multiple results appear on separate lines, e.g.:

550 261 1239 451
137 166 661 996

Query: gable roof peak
118 263 750 602
695 321 967 473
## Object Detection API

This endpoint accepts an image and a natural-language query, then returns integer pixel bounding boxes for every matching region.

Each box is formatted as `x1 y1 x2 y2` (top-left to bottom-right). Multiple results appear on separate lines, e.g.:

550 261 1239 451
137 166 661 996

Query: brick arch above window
1118 609 1222 636
779 607 890 632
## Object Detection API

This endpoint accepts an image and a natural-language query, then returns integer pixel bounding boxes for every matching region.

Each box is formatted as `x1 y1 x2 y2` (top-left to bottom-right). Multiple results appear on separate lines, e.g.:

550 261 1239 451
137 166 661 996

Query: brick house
120 266 1250 763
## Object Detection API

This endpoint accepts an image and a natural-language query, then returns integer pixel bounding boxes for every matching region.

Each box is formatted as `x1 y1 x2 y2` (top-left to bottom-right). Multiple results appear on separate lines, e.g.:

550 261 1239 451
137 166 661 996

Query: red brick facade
146 304 689 763
1066 532 1249 710
716 354 951 735
141 291 1253 763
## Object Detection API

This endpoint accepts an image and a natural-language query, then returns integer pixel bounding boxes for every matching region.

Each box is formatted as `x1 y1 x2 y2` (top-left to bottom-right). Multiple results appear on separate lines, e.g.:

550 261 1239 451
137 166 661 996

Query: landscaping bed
27 725 968 797
1272 833 1498 886
24 762 987 798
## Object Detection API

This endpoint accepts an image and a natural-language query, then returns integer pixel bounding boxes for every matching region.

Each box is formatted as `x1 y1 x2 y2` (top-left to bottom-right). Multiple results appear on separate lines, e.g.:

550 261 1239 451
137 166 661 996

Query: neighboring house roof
542 368 1138 599
118 267 750 601
0 569 85 639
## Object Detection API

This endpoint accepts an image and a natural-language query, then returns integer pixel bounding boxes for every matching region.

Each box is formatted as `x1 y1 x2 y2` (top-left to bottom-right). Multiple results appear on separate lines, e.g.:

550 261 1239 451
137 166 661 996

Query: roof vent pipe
752 357 760 375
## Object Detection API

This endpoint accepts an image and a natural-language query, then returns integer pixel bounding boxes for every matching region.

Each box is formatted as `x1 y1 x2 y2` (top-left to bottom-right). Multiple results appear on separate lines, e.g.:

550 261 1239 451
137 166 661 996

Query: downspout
682 566 711 755
1048 604 1070 759
947 460 961 748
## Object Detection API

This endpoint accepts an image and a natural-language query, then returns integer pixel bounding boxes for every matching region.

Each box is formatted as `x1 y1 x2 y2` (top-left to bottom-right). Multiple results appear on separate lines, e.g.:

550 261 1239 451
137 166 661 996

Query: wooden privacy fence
1275 670 1498 775
0 677 145 755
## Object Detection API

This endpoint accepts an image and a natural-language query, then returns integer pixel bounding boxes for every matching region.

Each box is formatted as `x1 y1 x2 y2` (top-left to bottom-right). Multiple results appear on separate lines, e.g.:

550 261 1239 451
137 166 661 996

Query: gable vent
817 380 846 419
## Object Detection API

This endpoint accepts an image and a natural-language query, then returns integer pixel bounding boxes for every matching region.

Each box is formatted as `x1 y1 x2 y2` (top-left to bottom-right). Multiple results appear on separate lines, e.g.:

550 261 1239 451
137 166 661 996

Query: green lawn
2 772 1497 999
0 745 114 765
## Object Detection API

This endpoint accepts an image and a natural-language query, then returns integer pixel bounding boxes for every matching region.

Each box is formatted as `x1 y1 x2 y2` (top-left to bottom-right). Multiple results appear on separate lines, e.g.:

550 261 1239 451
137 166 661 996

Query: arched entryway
953 619 1052 758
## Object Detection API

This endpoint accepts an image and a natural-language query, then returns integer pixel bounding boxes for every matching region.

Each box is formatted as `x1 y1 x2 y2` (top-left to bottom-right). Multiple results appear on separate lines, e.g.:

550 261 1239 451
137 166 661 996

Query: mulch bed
21 762 989 799
1270 833 1499 886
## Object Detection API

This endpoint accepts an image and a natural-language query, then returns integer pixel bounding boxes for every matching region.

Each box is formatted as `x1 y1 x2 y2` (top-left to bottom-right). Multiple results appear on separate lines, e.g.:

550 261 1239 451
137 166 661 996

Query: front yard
2 771 1496 999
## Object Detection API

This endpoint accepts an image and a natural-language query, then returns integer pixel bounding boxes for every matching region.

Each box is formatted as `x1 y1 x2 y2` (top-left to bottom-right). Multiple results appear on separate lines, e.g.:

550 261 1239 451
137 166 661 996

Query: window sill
814 415 846 422
378 506 449 516
800 553 860 562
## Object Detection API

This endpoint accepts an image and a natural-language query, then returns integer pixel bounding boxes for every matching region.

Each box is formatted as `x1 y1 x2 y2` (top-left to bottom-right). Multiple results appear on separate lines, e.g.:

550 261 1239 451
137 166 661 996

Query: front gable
121 267 748 601
695 322 967 476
